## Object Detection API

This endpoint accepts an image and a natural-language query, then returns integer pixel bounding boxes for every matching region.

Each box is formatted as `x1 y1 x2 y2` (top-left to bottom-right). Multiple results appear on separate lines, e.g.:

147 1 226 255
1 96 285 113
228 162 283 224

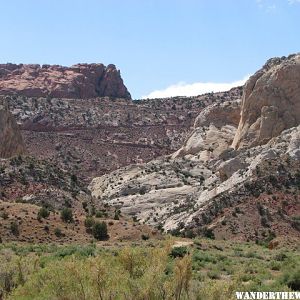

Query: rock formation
0 63 131 99
172 96 241 160
89 54 300 241
4 89 241 181
232 53 300 149
0 101 25 158
1 54 299 242
90 109 300 241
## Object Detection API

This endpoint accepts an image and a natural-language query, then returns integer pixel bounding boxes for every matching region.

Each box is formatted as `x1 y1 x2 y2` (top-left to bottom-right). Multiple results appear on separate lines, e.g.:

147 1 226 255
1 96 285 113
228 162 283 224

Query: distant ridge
0 63 131 99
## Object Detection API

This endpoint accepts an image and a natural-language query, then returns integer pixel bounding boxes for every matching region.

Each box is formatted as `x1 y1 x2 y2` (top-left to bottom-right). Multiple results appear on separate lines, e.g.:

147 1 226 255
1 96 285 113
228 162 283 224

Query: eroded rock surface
90 117 300 241
233 53 300 149
0 63 131 99
89 55 300 241
173 98 241 160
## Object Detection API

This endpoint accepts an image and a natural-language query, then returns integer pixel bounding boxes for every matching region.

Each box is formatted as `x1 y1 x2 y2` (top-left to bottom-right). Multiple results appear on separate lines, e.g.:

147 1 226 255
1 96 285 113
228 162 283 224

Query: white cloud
255 0 277 12
142 75 250 99
288 0 300 4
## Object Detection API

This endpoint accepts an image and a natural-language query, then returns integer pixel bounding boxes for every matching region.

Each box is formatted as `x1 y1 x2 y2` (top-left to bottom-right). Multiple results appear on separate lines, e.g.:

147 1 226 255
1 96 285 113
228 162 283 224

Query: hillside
90 54 300 243
0 155 158 243
1 54 300 246
2 88 242 181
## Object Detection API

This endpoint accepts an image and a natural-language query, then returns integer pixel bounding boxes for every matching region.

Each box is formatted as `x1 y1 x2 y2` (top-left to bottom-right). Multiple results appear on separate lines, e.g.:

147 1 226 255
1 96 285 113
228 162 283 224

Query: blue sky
0 0 299 99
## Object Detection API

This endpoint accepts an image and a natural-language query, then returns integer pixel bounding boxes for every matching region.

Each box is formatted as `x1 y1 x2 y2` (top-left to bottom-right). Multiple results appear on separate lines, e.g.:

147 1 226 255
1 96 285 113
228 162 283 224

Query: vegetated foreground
0 238 299 299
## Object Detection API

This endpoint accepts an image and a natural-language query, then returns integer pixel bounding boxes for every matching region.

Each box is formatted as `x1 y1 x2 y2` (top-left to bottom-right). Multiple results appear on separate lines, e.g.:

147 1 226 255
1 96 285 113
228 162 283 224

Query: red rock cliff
0 63 131 99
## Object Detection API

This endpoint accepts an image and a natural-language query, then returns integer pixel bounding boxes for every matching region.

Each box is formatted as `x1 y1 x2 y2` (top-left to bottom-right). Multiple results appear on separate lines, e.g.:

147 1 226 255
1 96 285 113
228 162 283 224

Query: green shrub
269 261 281 271
170 246 188 258
82 201 88 211
2 239 300 300
10 221 19 236
15 198 26 204
54 228 63 237
0 211 9 220
141 234 149 240
281 267 300 291
9 245 193 300
95 211 103 218
291 216 300 231
114 209 121 220
203 227 215 239
60 208 73 223
169 228 182 237
207 269 220 279
261 216 270 227
71 174 77 183
193 250 217 264
92 222 108 241
84 217 95 228
54 245 96 258
84 217 95 233
90 206 96 216
38 207 50 219
184 229 196 238
274 252 287 262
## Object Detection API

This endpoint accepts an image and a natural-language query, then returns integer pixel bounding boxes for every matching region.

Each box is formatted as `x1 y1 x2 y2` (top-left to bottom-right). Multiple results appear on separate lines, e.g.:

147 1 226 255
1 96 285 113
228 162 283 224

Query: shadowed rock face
0 63 131 99
0 103 25 158
232 53 300 149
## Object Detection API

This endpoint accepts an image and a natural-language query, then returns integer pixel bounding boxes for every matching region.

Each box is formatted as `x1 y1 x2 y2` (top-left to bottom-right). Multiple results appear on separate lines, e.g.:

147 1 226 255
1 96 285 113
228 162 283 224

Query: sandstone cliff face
0 103 24 158
232 53 300 149
172 96 241 160
0 63 131 99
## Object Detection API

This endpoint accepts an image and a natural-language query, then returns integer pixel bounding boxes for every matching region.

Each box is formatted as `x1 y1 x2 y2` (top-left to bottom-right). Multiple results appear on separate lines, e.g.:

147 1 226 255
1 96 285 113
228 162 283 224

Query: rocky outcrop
172 97 241 160
90 119 300 241
217 156 248 181
232 53 300 149
0 102 25 158
0 63 131 99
